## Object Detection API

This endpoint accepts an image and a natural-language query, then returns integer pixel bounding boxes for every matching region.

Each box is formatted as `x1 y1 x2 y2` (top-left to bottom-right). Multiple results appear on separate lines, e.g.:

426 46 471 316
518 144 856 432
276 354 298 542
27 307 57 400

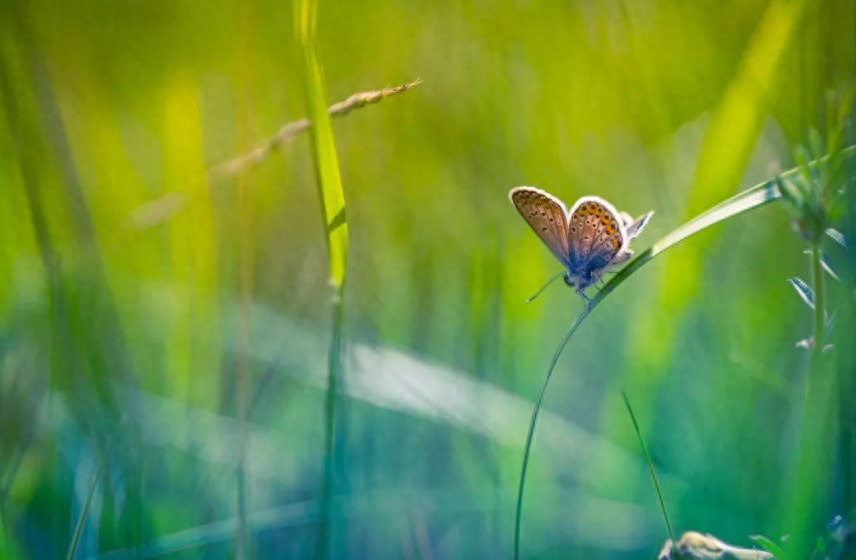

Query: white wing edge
508 186 569 215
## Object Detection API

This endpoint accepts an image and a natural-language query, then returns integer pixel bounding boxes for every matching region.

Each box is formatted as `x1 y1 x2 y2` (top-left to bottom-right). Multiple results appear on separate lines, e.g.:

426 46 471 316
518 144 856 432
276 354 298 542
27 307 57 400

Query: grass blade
621 390 676 546
750 534 791 560
295 1 348 559
513 146 856 560
789 277 816 309
296 0 348 289
65 469 100 560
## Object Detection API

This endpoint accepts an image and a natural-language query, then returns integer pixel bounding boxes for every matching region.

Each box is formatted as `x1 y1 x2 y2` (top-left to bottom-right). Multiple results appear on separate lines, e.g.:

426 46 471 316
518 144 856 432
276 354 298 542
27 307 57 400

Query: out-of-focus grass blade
750 534 791 560
65 470 100 560
802 250 840 282
514 145 856 560
295 2 348 559
296 0 348 288
789 277 816 309
826 227 847 248
621 391 676 547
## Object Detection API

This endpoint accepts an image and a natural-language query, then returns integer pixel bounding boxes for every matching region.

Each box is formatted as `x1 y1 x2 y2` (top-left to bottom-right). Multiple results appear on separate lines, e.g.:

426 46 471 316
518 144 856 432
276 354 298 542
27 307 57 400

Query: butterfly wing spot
568 198 625 272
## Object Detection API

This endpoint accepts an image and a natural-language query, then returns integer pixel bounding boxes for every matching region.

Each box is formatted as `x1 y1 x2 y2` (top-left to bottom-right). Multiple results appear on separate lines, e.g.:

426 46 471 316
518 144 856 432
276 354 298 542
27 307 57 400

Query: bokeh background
1 0 855 559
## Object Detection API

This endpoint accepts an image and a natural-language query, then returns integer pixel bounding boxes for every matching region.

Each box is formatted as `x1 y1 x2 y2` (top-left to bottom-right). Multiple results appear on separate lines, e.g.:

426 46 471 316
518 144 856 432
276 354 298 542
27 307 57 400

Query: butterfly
509 186 653 302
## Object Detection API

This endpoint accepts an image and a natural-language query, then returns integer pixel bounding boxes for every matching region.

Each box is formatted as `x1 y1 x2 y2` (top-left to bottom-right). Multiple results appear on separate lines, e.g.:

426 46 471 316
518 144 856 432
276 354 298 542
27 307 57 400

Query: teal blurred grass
0 0 855 558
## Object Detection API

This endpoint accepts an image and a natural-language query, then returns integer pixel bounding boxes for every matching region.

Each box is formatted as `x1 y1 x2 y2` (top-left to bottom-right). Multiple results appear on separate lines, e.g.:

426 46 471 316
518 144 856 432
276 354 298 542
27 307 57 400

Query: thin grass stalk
126 80 420 231
207 80 421 181
512 310 585 560
295 0 350 557
783 221 832 557
621 391 676 546
65 469 100 560
321 291 344 559
810 243 825 355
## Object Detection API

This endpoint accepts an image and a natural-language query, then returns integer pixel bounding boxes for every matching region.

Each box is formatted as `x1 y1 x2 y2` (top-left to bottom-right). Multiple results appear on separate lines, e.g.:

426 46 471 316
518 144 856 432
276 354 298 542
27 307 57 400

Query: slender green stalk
295 0 350 557
321 290 344 559
810 243 825 356
513 310 589 560
65 469 101 560
621 391 676 546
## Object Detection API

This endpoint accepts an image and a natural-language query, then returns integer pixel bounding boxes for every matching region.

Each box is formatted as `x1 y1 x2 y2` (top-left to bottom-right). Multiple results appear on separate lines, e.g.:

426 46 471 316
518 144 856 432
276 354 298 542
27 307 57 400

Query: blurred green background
1 0 855 558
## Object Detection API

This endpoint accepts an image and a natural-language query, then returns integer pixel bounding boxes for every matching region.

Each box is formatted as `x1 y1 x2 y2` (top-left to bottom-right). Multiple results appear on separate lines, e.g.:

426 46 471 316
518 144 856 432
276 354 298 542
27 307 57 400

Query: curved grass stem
512 172 792 560
513 310 589 560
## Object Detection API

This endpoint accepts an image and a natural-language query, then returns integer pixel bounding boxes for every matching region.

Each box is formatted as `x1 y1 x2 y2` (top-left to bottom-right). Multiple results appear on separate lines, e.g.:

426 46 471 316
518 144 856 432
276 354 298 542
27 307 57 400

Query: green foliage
296 0 348 289
0 0 854 559
65 471 100 560
750 534 792 560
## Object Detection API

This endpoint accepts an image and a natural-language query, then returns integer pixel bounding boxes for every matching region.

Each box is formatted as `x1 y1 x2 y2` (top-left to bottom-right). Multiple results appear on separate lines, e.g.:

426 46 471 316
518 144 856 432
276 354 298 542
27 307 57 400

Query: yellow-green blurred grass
583 0 852 527
0 0 854 557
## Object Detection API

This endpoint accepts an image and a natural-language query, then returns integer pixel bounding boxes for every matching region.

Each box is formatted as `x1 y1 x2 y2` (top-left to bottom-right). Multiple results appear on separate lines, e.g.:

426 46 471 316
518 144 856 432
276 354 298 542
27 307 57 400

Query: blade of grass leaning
750 534 792 560
621 390 676 547
295 1 348 559
511 149 856 560
126 81 421 231
65 469 101 560
296 0 347 290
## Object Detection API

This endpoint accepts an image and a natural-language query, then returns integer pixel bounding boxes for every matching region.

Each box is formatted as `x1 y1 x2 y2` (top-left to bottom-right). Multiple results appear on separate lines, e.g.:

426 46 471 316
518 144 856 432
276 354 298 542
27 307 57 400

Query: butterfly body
509 187 653 300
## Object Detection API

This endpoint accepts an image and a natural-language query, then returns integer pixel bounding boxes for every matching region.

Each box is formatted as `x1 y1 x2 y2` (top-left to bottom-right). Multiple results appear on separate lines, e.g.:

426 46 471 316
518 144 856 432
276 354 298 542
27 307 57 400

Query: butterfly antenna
526 272 565 303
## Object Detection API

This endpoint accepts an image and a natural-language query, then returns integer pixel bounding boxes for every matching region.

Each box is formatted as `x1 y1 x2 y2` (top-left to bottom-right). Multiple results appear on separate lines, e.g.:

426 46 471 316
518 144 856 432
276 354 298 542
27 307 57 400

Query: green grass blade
513 146 856 560
621 390 676 546
750 534 791 560
296 0 348 289
295 2 349 559
65 469 100 560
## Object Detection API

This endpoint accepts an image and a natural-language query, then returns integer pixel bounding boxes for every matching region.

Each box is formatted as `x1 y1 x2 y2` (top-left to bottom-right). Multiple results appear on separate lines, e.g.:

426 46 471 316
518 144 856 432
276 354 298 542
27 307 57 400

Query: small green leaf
802 250 840 281
809 128 825 162
789 277 815 309
750 534 791 560
795 146 820 191
825 228 848 248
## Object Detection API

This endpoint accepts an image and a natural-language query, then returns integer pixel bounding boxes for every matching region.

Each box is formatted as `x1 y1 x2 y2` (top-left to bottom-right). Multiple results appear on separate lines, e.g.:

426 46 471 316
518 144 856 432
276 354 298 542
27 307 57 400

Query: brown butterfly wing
567 199 623 272
509 187 571 267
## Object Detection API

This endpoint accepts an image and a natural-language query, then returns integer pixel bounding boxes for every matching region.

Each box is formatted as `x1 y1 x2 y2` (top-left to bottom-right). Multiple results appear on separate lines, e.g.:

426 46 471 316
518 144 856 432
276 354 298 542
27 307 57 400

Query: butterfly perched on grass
509 186 653 302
